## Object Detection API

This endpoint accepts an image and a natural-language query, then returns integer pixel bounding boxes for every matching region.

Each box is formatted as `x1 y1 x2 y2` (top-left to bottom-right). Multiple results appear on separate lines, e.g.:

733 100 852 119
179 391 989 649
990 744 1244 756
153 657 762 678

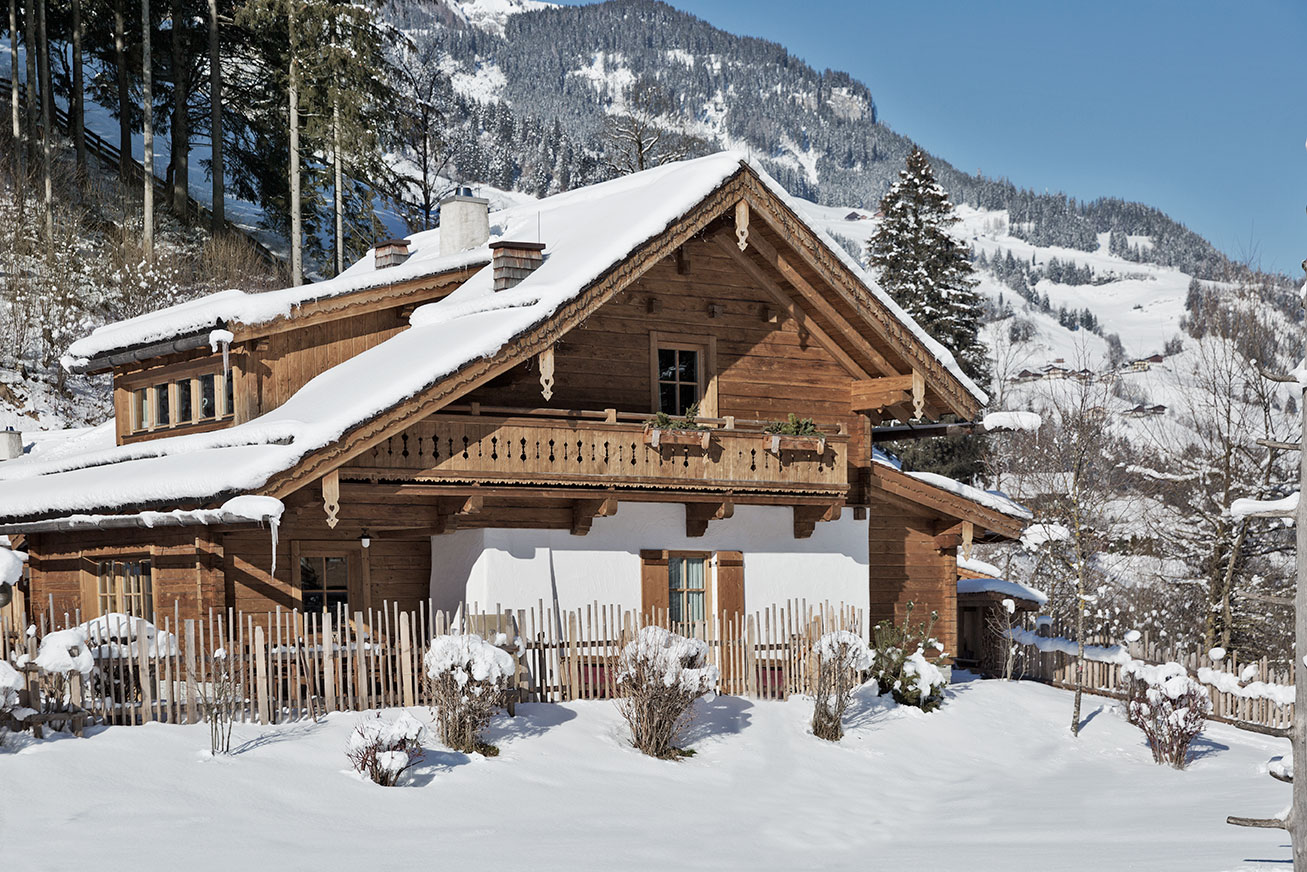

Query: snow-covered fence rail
0 600 863 728
1011 623 1293 733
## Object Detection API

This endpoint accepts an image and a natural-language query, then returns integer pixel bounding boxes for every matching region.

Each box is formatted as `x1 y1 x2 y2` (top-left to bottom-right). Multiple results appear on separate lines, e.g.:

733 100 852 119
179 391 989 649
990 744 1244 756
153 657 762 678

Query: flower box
644 428 712 450
764 433 826 455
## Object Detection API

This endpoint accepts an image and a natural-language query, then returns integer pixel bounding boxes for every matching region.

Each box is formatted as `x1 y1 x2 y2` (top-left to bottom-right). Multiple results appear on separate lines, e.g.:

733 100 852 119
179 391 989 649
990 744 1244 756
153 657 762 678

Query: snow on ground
0 677 1291 871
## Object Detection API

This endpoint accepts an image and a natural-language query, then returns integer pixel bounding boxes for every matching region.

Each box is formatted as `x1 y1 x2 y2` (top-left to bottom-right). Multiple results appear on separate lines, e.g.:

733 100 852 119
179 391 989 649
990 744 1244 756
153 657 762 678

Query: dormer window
129 368 234 435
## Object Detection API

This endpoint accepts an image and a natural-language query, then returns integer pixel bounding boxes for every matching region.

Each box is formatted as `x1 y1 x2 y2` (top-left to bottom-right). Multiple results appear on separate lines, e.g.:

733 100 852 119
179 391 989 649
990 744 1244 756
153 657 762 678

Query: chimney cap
490 239 546 252
375 238 410 249
440 192 490 206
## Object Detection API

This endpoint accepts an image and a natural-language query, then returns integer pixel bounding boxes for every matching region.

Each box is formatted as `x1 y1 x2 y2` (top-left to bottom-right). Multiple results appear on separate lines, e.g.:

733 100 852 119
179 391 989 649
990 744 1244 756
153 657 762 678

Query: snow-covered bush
0 659 25 741
1122 661 1211 769
34 628 94 718
870 604 946 712
811 631 873 741
346 712 427 786
80 613 176 706
423 634 515 755
616 626 719 759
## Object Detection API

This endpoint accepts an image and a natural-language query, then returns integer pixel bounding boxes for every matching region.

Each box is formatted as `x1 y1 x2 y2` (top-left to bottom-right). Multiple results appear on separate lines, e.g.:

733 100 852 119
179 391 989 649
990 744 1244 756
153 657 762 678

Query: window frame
93 557 155 621
123 359 235 435
291 543 366 618
648 331 718 417
667 551 711 625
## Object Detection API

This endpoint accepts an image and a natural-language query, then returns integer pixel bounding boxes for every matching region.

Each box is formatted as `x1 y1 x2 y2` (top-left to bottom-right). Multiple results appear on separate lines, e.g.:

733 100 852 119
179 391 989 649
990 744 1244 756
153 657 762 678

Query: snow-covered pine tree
868 147 989 388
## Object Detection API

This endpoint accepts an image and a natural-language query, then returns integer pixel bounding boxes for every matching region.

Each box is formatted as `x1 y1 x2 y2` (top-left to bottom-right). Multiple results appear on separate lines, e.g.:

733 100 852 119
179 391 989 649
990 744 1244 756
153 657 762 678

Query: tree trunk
288 2 301 286
141 0 154 259
169 0 188 217
72 0 84 173
35 0 50 244
10 0 20 143
207 0 223 231
22 0 36 167
1071 563 1084 736
333 95 343 276
1291 368 1307 866
113 0 130 180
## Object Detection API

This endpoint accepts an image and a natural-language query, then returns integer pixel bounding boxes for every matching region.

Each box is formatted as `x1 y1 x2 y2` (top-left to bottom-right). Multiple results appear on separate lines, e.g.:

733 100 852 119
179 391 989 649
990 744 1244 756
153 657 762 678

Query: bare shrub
345 712 427 786
811 631 873 741
201 649 238 756
199 233 284 293
1122 661 1211 769
985 598 1023 680
423 634 515 755
616 626 719 759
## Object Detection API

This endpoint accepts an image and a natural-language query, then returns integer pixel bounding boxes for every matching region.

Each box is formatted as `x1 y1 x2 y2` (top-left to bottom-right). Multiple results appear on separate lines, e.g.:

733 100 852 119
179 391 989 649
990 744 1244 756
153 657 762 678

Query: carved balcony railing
343 406 850 496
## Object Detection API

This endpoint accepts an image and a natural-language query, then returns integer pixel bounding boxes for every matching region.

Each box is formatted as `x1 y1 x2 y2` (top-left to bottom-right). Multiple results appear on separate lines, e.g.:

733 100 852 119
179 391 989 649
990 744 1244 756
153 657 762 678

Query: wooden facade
11 161 1024 660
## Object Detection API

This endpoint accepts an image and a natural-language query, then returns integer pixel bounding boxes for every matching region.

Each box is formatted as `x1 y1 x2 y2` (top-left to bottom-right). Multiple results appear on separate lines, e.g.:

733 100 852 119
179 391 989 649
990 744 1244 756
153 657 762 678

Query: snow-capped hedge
1122 660 1211 769
617 626 719 758
812 631 873 741
424 633 516 754
346 712 428 786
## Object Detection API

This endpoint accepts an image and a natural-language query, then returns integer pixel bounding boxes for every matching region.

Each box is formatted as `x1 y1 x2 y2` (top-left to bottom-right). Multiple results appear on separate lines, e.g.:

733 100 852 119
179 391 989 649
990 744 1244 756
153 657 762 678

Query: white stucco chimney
0 428 21 461
439 188 490 257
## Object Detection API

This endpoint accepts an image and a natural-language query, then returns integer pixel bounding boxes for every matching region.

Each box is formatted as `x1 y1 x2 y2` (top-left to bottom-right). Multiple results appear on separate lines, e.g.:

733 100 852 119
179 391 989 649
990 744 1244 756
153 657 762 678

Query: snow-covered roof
63 247 491 368
870 452 1032 522
956 575 1048 605
5 153 985 523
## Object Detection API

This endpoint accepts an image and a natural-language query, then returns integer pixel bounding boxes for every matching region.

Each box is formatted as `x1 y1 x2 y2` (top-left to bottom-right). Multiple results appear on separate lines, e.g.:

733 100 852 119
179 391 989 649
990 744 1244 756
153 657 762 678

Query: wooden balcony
343 406 850 497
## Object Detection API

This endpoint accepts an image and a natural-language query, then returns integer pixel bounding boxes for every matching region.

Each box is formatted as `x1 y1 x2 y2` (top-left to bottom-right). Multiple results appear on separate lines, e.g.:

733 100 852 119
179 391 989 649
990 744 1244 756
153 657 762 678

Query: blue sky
561 0 1307 275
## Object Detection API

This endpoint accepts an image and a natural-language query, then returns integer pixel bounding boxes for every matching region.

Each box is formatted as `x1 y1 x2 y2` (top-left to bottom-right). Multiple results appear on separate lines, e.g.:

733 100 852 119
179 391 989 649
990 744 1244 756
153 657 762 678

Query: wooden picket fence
1011 625 1294 733
0 600 863 728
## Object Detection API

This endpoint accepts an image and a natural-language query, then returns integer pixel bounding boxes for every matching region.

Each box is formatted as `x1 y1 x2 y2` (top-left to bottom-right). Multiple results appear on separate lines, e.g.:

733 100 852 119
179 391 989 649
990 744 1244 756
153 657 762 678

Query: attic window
129 368 233 435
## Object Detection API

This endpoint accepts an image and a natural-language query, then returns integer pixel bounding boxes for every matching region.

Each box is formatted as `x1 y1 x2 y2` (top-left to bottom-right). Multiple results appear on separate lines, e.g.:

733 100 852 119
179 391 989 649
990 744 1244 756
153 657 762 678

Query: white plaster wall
428 502 869 618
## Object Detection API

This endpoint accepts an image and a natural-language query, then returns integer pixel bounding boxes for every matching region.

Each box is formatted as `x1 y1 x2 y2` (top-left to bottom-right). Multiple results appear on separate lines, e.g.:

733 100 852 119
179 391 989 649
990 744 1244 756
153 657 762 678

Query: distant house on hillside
843 211 867 221
0 153 1027 661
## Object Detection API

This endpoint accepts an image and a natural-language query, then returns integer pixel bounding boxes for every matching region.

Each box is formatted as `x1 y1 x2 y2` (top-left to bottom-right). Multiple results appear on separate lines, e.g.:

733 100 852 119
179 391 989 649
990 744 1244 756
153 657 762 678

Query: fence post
136 617 153 724
399 616 415 708
254 625 270 725
322 613 336 713
184 620 198 725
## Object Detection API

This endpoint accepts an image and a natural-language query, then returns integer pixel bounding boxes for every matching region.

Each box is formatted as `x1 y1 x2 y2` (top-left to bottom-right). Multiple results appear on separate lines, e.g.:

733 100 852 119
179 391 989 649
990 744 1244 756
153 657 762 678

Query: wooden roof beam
794 502 842 539
571 497 619 536
686 500 733 538
712 233 868 379
735 229 901 378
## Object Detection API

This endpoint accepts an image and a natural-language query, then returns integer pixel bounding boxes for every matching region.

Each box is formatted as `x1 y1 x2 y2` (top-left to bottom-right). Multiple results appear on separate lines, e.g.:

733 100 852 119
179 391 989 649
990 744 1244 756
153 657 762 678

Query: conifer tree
868 147 989 388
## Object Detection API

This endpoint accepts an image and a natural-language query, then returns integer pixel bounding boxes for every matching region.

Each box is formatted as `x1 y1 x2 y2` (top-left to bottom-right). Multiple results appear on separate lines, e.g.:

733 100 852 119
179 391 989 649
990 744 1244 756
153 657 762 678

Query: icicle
208 329 235 384
268 514 280 577
222 341 230 382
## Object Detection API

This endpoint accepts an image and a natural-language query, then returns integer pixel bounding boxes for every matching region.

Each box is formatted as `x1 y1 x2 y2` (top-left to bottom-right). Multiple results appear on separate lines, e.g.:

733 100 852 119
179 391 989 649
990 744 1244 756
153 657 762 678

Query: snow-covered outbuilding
955 557 1046 674
1 153 1027 656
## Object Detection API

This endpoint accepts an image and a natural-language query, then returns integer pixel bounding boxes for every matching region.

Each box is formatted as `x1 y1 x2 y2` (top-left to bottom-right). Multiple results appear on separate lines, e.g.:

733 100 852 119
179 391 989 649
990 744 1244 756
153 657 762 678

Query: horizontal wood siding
867 497 958 658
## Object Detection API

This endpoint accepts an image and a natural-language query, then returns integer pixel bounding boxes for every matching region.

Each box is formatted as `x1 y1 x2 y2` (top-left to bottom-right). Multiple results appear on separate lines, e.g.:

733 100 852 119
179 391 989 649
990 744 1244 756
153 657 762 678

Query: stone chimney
0 428 22 461
439 187 490 257
374 238 411 270
492 241 546 292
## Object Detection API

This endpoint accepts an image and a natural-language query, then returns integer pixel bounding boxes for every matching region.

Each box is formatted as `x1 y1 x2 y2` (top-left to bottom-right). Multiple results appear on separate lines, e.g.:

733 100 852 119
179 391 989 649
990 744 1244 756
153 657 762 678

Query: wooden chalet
0 153 1027 657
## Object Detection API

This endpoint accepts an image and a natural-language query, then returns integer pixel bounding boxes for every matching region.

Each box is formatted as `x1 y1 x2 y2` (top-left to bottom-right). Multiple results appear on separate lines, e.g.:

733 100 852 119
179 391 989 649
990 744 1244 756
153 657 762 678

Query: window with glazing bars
668 555 707 623
656 347 701 415
96 559 153 619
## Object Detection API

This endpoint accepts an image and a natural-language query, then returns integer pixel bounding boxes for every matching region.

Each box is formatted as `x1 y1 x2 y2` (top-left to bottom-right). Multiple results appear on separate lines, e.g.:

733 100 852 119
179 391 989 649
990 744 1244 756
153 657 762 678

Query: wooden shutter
715 551 745 622
639 550 669 621
78 555 100 619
